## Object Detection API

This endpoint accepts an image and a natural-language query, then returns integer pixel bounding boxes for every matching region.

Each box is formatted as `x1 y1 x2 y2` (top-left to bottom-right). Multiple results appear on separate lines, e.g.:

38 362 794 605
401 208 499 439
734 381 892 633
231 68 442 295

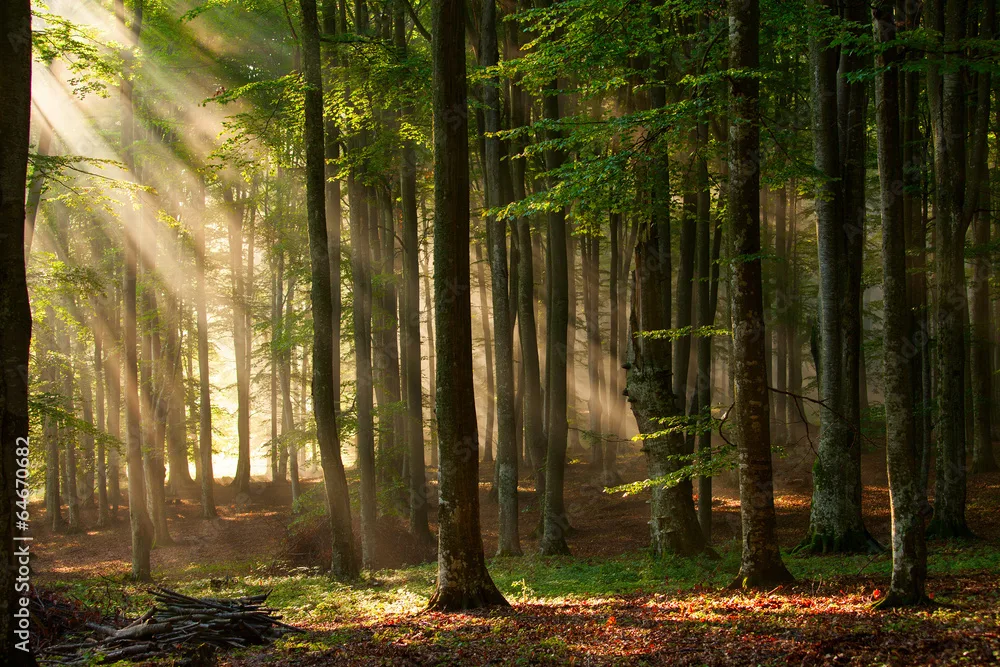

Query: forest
1 0 1000 664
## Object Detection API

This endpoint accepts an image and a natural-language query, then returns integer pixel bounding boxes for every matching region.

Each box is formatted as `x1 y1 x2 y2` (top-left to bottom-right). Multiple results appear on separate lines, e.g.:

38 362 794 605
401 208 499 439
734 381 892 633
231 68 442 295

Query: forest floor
32 436 1000 665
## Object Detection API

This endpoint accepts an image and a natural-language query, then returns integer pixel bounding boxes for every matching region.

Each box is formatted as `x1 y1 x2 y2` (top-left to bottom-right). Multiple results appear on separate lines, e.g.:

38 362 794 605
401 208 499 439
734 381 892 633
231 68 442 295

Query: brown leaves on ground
231 573 1000 666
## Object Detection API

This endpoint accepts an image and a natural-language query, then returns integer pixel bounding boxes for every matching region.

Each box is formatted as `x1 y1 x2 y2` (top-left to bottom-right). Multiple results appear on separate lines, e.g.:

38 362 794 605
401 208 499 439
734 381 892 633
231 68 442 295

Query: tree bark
970 0 996 474
395 0 432 543
194 175 216 518
116 0 153 581
727 0 793 588
873 1 928 607
300 0 360 577
475 243 496 463
426 0 507 610
694 121 713 541
0 1 33 658
799 0 876 554
480 0 521 557
925 0 979 538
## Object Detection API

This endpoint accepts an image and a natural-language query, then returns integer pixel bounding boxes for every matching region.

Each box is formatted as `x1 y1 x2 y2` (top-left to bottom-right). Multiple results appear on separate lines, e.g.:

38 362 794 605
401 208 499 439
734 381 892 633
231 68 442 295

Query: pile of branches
40 588 299 664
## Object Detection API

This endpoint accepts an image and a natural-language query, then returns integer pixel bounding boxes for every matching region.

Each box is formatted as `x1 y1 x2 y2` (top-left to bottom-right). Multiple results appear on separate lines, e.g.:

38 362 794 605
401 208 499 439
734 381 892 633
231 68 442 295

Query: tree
537 0 571 557
116 0 154 582
225 182 252 496
480 0 520 556
623 0 708 560
300 0 359 578
872 0 927 608
0 0 33 660
395 0 432 544
194 175 216 519
799 0 876 554
969 0 996 475
426 0 507 610
925 0 987 538
727 0 793 589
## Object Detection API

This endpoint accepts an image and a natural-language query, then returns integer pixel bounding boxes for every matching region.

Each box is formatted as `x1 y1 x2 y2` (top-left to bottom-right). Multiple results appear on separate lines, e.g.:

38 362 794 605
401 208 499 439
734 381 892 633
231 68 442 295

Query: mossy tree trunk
727 0 793 589
799 0 876 554
873 1 928 608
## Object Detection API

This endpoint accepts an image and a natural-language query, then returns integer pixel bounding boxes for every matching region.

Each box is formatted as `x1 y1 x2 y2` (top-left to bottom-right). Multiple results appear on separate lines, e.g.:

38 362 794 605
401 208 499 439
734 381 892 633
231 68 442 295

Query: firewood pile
39 587 300 664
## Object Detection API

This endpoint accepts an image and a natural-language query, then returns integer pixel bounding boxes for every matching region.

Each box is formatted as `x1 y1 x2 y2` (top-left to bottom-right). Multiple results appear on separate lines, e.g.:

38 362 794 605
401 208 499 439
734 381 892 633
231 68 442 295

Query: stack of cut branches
39 587 299 664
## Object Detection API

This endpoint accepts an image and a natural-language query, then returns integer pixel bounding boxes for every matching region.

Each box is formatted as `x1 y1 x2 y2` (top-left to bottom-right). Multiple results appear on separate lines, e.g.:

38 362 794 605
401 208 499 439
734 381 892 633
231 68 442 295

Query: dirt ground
31 433 1000 581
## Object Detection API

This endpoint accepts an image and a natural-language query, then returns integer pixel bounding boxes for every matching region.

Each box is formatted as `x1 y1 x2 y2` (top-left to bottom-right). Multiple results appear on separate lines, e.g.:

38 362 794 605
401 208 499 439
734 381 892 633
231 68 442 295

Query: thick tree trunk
926 0 980 538
727 0 793 588
873 2 928 607
300 0 359 577
628 3 707 559
0 2 33 657
800 0 875 554
426 0 507 609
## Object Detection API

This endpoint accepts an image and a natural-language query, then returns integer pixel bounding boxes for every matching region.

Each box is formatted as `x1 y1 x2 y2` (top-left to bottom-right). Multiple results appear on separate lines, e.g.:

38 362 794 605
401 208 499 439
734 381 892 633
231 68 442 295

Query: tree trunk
475 243 495 464
79 334 97 509
194 175 217 519
873 1 928 607
727 0 793 588
43 326 62 531
421 223 439 467
509 71 546 515
225 183 251 495
94 323 110 526
566 224 580 457
426 0 507 610
300 0 360 577
926 0 980 539
0 1 33 656
773 186 787 445
140 206 172 547
799 0 875 554
970 0 996 474
348 152 377 571
694 121 713 541
116 0 153 580
278 272 299 504
393 0 432 543
480 0 521 556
